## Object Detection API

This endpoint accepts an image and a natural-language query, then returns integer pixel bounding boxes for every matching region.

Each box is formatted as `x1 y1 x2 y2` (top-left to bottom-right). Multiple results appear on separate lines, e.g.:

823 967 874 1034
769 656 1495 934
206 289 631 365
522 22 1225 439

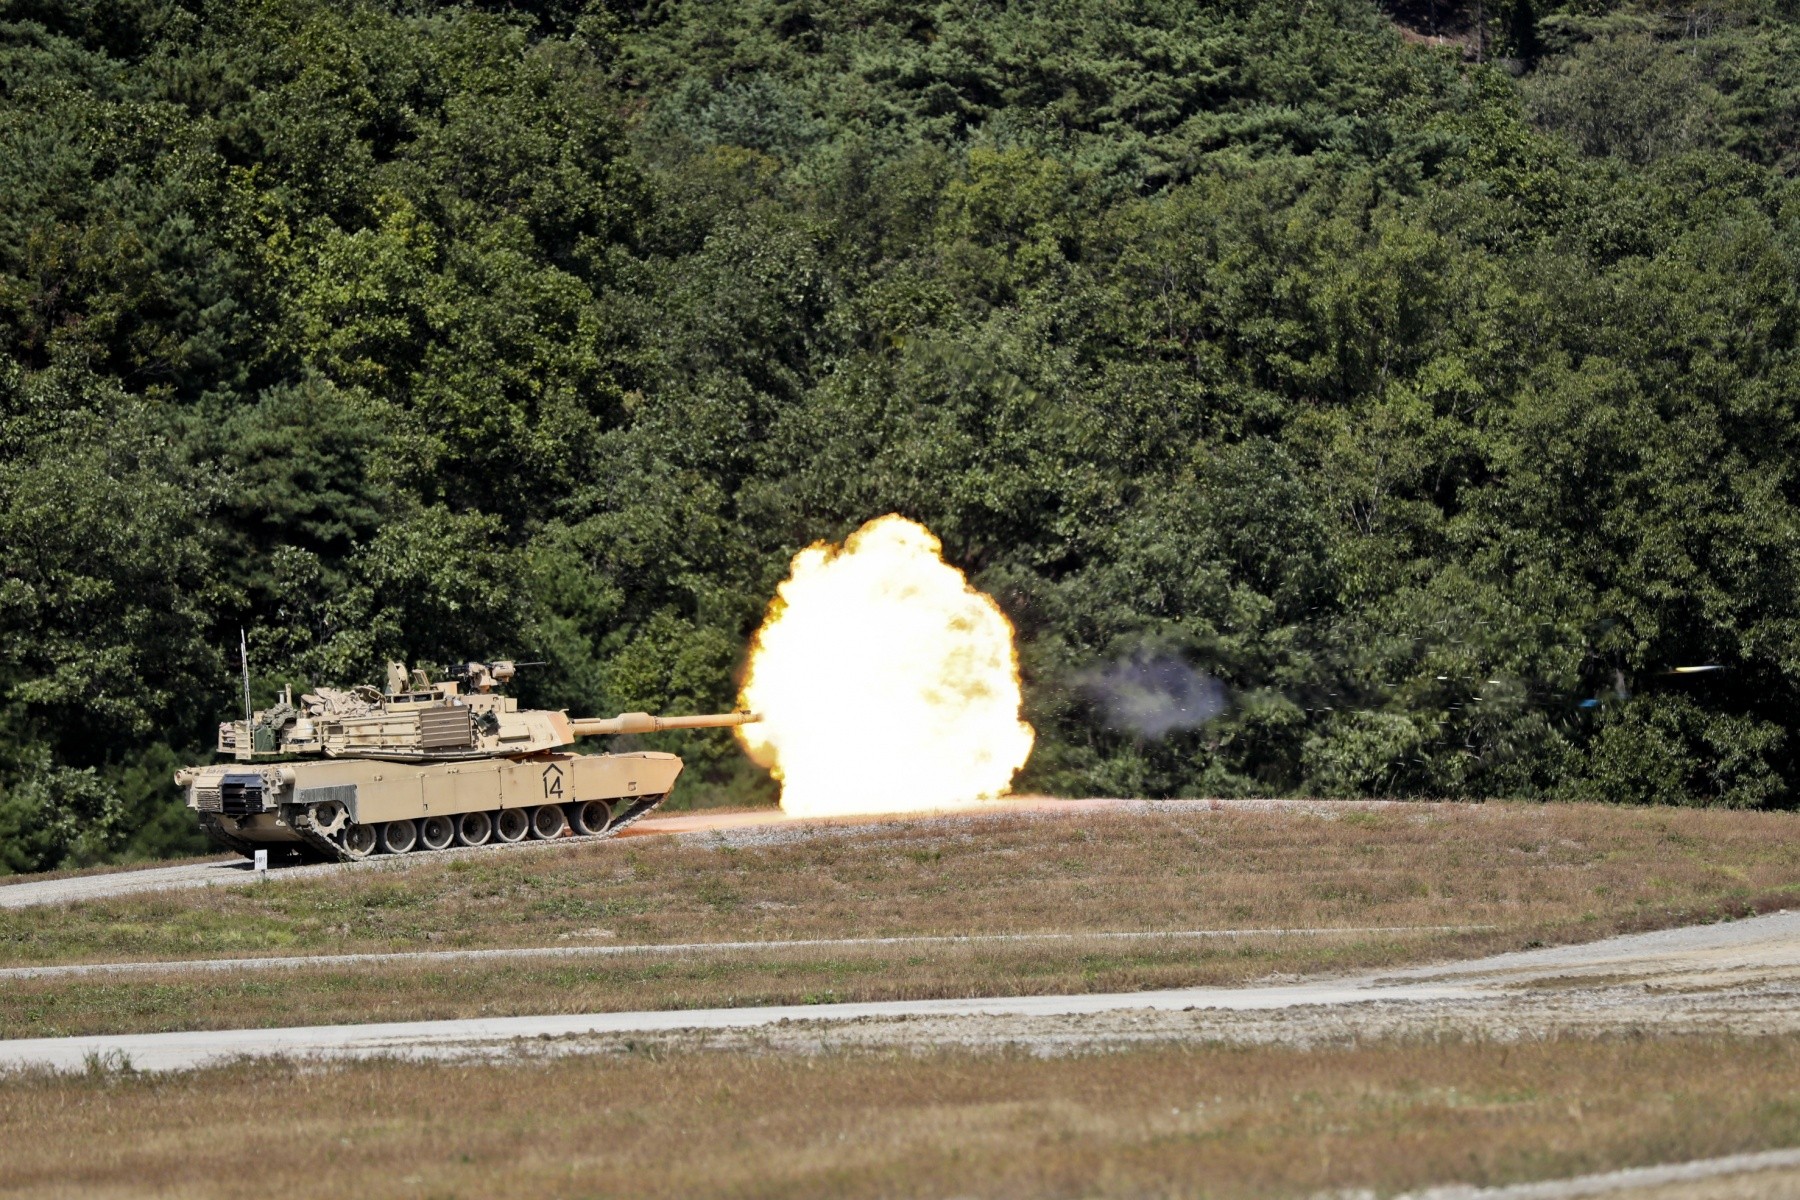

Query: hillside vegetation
6 0 1800 870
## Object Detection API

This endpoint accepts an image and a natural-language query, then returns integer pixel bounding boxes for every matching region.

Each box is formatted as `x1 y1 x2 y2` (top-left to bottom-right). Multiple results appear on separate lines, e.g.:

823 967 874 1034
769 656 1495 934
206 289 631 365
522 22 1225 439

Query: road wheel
568 800 612 837
342 823 377 859
529 804 567 840
310 802 348 838
379 819 418 854
494 808 528 843
419 815 455 851
456 811 492 846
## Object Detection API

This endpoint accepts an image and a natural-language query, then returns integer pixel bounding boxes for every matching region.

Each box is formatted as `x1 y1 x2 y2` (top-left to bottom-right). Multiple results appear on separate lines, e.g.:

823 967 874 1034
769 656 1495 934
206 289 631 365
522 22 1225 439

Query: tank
174 659 759 862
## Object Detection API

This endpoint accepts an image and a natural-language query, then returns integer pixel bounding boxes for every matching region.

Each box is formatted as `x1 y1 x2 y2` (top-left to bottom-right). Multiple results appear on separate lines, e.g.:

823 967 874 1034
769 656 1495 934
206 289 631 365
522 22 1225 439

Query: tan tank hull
181 750 685 862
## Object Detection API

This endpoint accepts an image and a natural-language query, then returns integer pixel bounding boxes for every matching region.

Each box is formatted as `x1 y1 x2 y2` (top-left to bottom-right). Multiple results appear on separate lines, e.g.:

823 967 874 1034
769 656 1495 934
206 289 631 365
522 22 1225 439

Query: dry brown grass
3 1034 1799 1198
3 802 1796 969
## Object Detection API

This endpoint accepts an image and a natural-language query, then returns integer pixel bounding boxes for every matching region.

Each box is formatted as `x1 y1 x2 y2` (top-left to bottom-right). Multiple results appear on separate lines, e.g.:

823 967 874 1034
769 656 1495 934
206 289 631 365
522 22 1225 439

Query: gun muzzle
568 711 762 738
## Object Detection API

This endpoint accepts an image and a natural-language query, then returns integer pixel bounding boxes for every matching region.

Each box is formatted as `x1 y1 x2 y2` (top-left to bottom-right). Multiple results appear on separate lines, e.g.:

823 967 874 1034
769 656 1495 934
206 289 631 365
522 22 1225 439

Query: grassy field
3 1033 1798 1198
0 801 1796 1038
4 802 1796 965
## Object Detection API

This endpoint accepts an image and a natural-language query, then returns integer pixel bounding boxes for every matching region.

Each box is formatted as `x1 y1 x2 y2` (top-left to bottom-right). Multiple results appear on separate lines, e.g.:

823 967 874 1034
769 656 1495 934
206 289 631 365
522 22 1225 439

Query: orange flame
737 515 1035 818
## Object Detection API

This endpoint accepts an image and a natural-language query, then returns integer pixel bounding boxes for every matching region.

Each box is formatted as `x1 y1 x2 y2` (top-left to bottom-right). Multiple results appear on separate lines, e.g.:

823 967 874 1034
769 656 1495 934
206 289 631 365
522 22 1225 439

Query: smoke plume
1078 654 1228 738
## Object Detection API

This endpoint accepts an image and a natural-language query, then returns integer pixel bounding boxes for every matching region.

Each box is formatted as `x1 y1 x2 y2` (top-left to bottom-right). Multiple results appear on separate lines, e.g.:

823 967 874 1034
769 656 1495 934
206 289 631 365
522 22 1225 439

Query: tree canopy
5 0 1800 870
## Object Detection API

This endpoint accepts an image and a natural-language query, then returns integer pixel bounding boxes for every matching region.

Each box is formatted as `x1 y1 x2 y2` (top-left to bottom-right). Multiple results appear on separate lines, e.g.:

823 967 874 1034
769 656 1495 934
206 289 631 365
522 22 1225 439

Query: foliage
4 0 1800 870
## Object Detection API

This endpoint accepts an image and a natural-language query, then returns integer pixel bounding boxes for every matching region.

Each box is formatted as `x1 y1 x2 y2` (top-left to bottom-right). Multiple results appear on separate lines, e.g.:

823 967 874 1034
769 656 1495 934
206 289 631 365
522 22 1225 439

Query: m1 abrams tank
175 660 758 863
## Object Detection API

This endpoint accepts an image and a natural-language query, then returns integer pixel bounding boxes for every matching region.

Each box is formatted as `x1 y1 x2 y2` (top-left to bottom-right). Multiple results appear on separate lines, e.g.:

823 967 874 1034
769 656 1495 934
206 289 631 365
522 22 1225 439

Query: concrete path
1394 1148 1800 1198
1374 905 1800 985
2 909 1792 1074
0 856 257 909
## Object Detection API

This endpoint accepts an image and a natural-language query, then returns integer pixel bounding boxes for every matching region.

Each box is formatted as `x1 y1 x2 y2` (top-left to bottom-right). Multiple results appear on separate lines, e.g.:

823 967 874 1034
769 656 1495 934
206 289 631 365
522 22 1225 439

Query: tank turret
179 661 759 862
215 660 756 763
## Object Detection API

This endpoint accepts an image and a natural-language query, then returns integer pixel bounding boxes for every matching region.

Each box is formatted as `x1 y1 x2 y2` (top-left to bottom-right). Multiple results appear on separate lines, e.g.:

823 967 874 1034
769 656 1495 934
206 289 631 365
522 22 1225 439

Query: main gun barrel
568 710 761 738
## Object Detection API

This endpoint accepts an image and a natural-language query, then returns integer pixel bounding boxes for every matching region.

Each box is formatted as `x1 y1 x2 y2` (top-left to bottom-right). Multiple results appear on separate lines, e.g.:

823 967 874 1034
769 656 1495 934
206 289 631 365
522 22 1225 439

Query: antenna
240 628 252 724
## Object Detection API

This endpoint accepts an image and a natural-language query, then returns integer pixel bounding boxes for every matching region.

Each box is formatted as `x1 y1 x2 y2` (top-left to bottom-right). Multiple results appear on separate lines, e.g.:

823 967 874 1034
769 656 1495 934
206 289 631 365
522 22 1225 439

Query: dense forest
5 0 1800 872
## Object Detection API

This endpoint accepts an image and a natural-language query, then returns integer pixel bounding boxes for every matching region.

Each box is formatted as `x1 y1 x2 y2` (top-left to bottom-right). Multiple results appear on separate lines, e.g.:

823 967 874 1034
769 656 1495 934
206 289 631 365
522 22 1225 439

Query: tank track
274 794 671 864
196 812 262 858
603 793 667 836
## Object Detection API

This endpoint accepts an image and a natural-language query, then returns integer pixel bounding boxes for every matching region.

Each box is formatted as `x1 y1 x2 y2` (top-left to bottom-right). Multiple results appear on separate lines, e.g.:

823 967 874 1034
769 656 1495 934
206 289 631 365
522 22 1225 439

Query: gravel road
2 908 1793 1074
